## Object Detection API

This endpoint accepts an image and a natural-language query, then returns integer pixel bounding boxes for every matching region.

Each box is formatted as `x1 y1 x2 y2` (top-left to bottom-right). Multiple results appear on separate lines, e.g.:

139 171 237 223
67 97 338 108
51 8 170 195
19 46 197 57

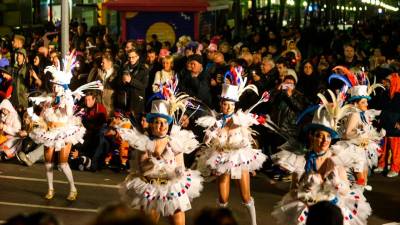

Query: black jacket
178 69 212 106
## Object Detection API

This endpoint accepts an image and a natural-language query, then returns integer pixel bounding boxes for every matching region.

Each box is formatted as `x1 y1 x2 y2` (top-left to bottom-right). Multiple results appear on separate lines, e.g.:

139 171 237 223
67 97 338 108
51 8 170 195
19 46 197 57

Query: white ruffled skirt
29 125 86 151
271 150 306 173
120 169 203 216
203 147 266 179
272 188 371 225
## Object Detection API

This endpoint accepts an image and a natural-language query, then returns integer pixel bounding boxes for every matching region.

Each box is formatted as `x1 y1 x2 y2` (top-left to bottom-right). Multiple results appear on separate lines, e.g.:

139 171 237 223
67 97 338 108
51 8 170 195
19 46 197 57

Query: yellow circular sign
146 22 176 46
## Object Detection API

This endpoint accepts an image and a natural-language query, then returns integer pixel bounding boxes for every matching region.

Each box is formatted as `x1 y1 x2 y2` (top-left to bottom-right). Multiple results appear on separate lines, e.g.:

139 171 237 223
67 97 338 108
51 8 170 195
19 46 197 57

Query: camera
281 83 294 90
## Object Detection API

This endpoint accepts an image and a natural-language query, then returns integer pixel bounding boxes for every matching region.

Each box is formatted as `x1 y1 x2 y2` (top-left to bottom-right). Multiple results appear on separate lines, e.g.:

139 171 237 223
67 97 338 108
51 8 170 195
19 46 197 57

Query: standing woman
152 55 175 93
272 91 371 225
29 52 102 201
119 86 203 225
196 66 267 225
341 83 385 186
329 67 385 185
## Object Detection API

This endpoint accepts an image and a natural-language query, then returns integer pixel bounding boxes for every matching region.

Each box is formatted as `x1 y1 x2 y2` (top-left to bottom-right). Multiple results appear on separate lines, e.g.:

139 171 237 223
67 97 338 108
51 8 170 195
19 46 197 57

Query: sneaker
387 171 399 178
373 167 384 173
18 152 33 167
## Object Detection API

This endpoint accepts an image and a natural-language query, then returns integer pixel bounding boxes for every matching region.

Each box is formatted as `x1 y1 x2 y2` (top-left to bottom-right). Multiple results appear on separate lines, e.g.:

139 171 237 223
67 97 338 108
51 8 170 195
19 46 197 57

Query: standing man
121 49 149 115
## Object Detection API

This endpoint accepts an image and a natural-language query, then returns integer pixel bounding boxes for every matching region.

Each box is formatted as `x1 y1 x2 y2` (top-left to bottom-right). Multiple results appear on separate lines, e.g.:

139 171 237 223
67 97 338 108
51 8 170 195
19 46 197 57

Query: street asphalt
0 161 399 225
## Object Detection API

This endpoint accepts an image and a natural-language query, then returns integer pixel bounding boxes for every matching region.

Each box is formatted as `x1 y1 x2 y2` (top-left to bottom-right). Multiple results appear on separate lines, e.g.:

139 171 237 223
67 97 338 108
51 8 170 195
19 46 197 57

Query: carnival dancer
28 51 103 201
329 66 385 186
118 82 203 225
272 91 371 225
196 65 268 225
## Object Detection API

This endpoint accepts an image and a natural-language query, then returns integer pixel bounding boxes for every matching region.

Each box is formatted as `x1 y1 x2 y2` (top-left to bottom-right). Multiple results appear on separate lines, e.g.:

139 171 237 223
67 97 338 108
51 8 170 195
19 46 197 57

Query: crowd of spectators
0 16 400 178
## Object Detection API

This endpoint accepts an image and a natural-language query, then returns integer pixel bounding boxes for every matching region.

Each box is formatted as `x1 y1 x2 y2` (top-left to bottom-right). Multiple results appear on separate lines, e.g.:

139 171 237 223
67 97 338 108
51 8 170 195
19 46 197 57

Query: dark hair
85 91 97 98
194 207 238 225
91 203 154 225
306 201 343 225
27 211 61 225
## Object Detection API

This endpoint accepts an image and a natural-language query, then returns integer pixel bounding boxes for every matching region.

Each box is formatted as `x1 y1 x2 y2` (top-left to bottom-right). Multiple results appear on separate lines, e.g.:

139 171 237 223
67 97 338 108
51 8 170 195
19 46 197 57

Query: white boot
243 197 257 225
216 198 228 208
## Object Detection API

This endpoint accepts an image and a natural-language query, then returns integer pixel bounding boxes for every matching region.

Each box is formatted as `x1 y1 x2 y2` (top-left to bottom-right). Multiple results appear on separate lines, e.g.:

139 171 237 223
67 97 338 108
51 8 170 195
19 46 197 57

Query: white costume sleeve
169 125 199 154
118 127 149 151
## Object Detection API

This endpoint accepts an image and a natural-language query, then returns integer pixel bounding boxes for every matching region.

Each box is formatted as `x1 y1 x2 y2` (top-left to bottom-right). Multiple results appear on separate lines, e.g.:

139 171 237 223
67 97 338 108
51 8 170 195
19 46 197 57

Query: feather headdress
296 89 352 139
44 50 77 87
221 65 258 102
329 66 384 102
147 78 195 125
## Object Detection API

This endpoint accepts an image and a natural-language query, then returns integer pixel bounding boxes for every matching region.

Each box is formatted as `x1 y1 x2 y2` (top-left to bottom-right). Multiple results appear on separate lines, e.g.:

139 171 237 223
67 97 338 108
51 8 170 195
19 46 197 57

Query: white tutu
365 142 380 169
331 141 367 173
30 125 85 151
272 172 371 225
206 147 266 179
272 150 306 174
120 169 203 216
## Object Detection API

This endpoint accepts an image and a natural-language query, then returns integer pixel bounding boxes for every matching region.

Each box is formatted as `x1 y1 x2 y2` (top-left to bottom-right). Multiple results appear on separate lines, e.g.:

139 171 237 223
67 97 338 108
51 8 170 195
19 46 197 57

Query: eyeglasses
128 55 138 59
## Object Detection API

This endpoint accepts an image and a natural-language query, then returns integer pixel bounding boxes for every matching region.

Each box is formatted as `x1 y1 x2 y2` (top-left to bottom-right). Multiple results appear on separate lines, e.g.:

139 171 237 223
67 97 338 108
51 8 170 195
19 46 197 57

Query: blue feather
146 92 165 106
296 104 320 124
224 71 233 84
328 74 353 87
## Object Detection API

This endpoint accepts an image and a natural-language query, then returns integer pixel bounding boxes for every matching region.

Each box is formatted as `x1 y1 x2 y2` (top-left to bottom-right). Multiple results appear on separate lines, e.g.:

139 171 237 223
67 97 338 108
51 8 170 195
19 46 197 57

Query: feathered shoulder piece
196 115 218 128
231 109 259 127
72 80 104 100
169 125 199 154
29 94 53 105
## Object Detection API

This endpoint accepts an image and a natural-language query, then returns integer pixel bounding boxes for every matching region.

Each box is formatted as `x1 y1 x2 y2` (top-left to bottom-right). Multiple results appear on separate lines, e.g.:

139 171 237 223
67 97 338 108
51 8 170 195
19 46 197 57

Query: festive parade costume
272 94 372 225
329 67 385 183
28 52 103 200
0 99 22 159
195 66 269 225
119 84 203 217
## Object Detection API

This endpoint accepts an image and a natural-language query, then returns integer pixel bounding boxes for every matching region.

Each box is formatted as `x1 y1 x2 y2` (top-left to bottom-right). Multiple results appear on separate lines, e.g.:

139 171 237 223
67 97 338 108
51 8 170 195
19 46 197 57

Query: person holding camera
267 75 309 152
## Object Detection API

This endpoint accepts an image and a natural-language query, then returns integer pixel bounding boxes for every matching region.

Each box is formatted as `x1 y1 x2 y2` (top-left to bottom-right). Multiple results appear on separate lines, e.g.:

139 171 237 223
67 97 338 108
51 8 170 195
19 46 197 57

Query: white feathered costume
272 103 372 225
195 66 268 179
28 52 103 151
118 84 203 216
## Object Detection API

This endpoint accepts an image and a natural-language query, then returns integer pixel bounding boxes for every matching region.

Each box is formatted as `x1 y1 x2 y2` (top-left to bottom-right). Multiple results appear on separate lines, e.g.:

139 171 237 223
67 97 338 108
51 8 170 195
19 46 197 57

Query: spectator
296 61 322 103
268 75 309 151
91 203 154 225
149 34 162 54
376 73 400 177
194 208 238 225
259 57 279 92
18 107 45 167
11 34 25 67
79 92 109 171
178 54 212 106
337 44 362 68
104 111 132 170
306 201 344 225
0 66 14 102
11 50 29 108
121 49 149 115
0 99 22 160
152 55 175 93
87 53 118 115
